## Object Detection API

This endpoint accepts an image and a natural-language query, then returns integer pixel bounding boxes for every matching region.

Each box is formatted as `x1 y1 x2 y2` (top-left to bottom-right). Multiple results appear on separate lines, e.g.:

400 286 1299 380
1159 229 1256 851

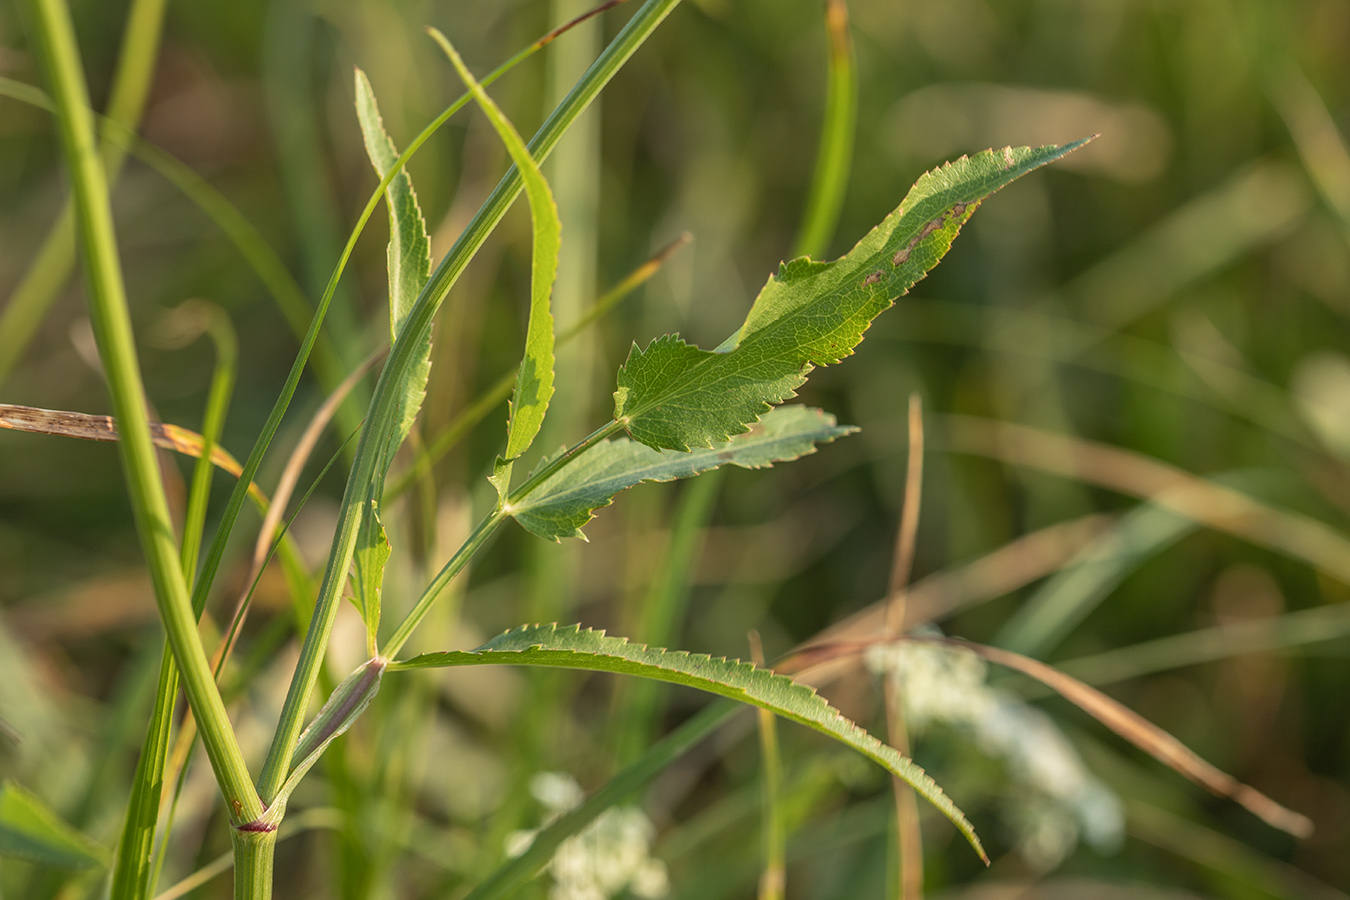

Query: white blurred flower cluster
865 639 1124 870
505 772 670 900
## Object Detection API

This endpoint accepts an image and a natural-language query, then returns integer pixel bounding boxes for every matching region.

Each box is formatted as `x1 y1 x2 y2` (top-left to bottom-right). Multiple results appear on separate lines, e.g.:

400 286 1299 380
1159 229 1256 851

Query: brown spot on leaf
862 271 882 286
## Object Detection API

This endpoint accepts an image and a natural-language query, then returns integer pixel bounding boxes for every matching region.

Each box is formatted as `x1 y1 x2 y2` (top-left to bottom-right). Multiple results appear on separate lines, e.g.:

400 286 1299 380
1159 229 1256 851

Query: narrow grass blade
177 304 237 587
0 403 265 504
0 781 106 869
510 406 854 540
611 467 723 766
355 68 433 473
390 623 985 859
749 633 785 900
1060 601 1350 687
796 637 1313 838
464 702 737 900
994 504 1194 657
792 0 856 260
430 30 561 487
0 0 165 391
614 140 1092 452
794 515 1111 670
111 649 176 900
953 638 1315 838
1267 62 1350 238
943 415 1350 586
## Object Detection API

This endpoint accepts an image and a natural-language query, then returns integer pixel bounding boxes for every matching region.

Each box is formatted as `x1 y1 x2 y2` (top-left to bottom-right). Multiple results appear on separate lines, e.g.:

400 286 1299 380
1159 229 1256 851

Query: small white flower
867 640 1124 870
531 771 585 813
513 773 670 899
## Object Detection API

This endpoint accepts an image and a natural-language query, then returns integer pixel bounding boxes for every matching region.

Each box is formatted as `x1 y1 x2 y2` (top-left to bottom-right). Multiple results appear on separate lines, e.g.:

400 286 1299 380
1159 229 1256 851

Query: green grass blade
180 307 237 589
110 648 177 900
390 623 985 859
27 0 261 823
792 0 856 261
510 405 853 540
0 0 165 391
994 504 1195 657
1060 601 1350 688
611 468 723 766
430 30 561 488
614 140 1092 451
0 781 107 869
257 0 685 803
463 701 738 900
750 633 786 900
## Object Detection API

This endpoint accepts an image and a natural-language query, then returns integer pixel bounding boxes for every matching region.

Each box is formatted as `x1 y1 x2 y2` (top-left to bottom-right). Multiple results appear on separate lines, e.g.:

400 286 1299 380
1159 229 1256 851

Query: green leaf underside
351 501 390 654
391 624 985 860
614 140 1091 451
510 405 854 540
433 31 560 492
354 68 433 473
0 780 106 869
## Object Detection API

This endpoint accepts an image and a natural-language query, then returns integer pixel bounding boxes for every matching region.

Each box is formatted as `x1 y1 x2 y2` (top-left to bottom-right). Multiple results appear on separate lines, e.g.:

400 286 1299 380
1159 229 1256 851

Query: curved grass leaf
0 780 106 869
510 405 854 540
430 30 561 495
614 140 1092 451
354 68 433 475
390 623 986 860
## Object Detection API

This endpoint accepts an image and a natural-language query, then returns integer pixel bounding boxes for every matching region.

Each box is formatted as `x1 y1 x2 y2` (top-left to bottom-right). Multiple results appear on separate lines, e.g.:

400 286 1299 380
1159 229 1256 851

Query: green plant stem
230 829 276 900
26 0 261 824
256 1 682 803
181 311 238 586
384 418 624 658
0 0 166 389
792 0 856 260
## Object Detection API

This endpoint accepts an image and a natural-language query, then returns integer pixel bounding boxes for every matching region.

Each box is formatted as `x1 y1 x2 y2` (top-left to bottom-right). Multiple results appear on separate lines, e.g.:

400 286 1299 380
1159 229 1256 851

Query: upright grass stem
0 0 166 389
25 0 261 824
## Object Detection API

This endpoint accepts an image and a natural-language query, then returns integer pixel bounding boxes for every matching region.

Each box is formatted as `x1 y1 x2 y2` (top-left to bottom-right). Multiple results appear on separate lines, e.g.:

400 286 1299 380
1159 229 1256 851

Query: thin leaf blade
510 405 855 540
430 30 561 486
0 780 107 869
614 140 1092 451
390 623 985 860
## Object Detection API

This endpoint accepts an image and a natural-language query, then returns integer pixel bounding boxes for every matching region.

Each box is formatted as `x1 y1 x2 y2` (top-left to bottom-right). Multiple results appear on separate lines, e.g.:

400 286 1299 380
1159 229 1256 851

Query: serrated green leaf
431 30 560 498
391 624 984 860
510 405 854 540
351 501 390 656
613 140 1092 451
0 780 107 869
354 68 433 472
